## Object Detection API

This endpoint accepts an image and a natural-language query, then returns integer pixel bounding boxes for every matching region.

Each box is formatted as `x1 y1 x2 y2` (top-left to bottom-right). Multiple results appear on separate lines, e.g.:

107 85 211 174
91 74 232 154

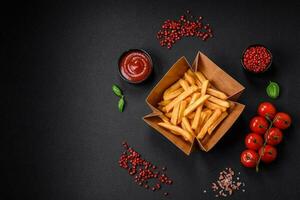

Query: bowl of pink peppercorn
241 44 273 73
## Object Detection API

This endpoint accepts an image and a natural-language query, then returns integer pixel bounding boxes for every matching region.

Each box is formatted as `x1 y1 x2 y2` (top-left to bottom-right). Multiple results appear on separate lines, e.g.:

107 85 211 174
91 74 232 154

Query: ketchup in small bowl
118 49 153 84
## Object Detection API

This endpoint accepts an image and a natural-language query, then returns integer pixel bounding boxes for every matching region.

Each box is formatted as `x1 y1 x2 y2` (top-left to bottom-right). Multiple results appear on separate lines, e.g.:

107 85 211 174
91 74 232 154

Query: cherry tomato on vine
249 116 269 134
245 133 263 150
257 102 277 119
240 149 259 168
265 127 283 146
273 112 292 130
259 145 277 163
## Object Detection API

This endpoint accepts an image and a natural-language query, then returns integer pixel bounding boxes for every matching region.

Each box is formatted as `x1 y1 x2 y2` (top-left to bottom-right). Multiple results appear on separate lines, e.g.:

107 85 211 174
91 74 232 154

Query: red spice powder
243 46 272 73
157 10 213 49
118 142 173 195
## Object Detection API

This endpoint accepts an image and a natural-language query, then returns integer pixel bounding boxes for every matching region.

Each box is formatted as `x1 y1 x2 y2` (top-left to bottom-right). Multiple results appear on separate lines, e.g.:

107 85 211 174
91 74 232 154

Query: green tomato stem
256 116 273 172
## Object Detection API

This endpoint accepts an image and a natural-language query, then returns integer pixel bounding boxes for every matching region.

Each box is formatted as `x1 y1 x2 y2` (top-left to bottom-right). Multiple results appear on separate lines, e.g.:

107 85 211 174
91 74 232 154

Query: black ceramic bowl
241 44 273 74
118 49 153 84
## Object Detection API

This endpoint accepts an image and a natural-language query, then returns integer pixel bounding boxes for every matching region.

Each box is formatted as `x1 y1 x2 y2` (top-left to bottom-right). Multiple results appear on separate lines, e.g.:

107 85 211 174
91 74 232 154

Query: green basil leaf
112 84 123 97
118 97 125 112
266 81 280 99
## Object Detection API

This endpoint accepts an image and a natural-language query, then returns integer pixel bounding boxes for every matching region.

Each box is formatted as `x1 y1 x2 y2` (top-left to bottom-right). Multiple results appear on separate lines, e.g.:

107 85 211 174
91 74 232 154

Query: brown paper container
143 51 245 155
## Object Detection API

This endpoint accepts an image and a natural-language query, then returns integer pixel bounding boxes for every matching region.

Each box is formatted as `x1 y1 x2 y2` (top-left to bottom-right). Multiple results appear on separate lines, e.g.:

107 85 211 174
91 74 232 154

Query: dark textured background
3 0 300 199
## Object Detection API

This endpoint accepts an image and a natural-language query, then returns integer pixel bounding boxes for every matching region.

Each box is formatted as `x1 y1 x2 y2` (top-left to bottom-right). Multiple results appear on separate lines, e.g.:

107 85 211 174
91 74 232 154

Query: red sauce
119 50 152 83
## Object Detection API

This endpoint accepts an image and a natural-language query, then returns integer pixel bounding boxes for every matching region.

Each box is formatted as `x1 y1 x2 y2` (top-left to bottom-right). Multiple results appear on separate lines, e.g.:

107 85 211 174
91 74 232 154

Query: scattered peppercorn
157 10 214 49
242 46 272 73
118 141 173 197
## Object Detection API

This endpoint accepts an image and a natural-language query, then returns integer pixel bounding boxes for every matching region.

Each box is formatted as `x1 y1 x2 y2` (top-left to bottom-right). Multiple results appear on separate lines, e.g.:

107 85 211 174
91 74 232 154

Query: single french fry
202 107 210 112
184 95 210 116
189 117 194 126
184 72 195 85
159 115 171 123
158 122 193 143
195 79 202 87
165 112 172 118
201 80 209 95
202 109 213 125
207 88 227 100
187 112 196 119
182 117 194 135
178 100 188 123
191 106 202 129
187 69 196 78
165 86 198 112
196 111 207 133
164 80 181 94
158 105 165 112
181 120 186 130
171 103 180 125
160 106 167 112
179 79 189 91
185 96 192 104
189 92 201 105
158 99 171 106
197 109 213 132
208 112 228 134
204 101 227 112
195 71 207 83
163 88 184 101
197 109 222 139
208 96 230 108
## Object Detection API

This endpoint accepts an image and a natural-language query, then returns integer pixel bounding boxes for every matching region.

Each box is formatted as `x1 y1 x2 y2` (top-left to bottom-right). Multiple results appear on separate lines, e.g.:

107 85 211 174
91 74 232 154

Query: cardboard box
143 52 245 155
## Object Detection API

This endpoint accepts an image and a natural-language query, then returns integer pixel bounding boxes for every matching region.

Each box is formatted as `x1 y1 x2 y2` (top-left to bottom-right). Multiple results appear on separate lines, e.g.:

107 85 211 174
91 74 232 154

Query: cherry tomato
240 149 259 168
257 102 277 119
273 112 292 130
245 133 263 150
259 145 277 163
265 127 283 146
249 116 269 134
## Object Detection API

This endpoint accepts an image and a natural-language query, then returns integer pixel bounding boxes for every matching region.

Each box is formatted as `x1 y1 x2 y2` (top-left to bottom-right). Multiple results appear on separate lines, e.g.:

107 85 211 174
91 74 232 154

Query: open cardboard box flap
143 51 245 155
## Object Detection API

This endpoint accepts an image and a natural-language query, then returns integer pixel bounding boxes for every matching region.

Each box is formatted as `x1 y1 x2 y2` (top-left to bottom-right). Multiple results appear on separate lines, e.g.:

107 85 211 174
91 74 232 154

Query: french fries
179 79 189 91
163 80 181 95
189 92 201 105
182 117 194 135
163 88 184 101
158 99 171 106
197 109 222 139
204 101 227 112
165 85 198 112
171 103 180 125
191 80 208 129
158 122 193 143
159 114 170 123
207 88 227 100
208 112 228 134
157 69 231 143
184 95 210 116
208 96 230 108
184 73 195 85
195 71 207 83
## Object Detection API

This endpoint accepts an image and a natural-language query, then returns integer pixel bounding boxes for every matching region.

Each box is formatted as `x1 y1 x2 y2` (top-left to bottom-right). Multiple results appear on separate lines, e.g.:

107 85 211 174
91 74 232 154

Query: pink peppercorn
157 11 213 49
118 141 173 197
242 45 272 73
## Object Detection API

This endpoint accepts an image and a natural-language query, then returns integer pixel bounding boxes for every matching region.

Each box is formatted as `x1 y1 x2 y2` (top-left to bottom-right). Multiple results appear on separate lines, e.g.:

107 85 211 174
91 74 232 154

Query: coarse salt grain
210 168 245 198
